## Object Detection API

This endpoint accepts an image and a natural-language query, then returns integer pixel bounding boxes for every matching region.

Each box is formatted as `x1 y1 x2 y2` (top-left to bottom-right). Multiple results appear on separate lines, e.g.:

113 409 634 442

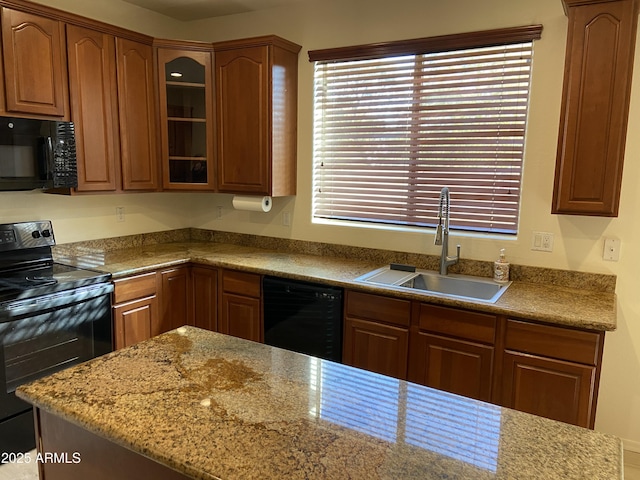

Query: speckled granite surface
17 327 622 480
53 230 617 331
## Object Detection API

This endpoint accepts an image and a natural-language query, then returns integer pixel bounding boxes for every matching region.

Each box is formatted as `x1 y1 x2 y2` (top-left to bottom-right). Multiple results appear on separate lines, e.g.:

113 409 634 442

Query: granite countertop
17 327 622 480
55 240 617 331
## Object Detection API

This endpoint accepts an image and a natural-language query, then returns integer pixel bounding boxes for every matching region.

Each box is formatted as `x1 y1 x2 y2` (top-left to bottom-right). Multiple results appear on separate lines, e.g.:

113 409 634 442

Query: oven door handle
1 283 113 318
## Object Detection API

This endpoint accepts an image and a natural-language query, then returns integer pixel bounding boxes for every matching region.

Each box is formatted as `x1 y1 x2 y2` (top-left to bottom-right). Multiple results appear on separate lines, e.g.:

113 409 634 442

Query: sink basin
356 266 511 303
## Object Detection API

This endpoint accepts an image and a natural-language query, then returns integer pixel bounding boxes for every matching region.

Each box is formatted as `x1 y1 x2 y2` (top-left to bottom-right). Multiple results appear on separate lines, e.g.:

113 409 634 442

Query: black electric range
0 220 113 453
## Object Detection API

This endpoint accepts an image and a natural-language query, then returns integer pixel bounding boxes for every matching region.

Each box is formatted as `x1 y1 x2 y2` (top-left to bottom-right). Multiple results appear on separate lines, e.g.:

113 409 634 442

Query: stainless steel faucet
434 187 460 275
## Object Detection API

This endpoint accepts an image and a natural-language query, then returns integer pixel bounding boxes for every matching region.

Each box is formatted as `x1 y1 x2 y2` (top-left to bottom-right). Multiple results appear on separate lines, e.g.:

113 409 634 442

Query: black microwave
0 117 77 191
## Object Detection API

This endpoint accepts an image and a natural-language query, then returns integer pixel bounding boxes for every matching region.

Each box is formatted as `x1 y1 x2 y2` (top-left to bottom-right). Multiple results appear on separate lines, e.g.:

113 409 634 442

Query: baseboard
624 442 640 467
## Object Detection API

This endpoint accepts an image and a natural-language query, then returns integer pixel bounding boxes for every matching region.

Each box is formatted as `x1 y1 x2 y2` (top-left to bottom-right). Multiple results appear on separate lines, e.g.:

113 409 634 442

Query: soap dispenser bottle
494 248 510 283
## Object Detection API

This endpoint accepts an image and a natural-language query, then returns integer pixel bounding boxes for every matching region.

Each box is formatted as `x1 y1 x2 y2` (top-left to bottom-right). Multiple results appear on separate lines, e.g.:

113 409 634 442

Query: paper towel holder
231 195 273 212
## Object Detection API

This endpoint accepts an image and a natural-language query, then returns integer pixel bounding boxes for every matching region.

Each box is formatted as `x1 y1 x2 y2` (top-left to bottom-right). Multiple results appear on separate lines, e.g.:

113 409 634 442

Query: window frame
308 25 543 236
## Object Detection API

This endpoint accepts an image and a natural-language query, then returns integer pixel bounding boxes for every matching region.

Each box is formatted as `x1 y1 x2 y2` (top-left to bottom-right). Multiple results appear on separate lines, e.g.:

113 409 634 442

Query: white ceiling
121 0 310 21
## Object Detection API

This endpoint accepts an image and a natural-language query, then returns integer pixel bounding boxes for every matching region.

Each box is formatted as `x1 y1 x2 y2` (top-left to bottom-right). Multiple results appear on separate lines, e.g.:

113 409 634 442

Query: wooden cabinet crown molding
153 37 213 52
562 0 640 12
212 34 302 53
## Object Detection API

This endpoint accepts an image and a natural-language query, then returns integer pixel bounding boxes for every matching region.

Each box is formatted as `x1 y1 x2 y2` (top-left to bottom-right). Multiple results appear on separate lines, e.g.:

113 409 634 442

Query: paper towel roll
232 195 272 212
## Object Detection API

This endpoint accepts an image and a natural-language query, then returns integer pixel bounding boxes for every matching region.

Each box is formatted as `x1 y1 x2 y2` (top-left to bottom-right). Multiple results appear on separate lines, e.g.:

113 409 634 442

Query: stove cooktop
0 263 111 304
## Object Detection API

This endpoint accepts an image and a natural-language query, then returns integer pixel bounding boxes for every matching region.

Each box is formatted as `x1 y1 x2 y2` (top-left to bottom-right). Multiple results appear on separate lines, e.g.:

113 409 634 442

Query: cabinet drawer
345 291 411 327
222 270 261 298
505 319 603 366
113 272 157 304
418 304 496 344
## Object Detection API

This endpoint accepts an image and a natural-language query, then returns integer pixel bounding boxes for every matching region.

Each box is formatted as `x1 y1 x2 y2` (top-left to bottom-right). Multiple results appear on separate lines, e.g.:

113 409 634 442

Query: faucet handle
455 244 461 259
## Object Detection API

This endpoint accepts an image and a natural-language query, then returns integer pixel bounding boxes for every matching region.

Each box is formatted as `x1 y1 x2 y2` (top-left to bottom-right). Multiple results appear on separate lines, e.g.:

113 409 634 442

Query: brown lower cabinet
113 265 220 349
501 318 603 428
191 266 218 331
408 303 496 403
343 317 409 379
113 275 605 429
343 291 410 379
218 269 262 343
409 332 494 402
344 289 605 429
113 272 158 350
158 266 192 333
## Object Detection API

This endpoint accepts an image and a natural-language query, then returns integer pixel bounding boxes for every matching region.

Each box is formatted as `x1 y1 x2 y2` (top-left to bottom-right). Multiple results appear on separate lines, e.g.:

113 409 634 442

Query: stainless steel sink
356 266 511 303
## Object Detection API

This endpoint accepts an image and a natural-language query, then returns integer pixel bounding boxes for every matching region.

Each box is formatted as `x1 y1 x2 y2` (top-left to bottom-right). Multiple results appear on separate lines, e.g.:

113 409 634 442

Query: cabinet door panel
216 46 270 194
66 25 120 191
116 38 158 190
1 8 67 117
502 351 596 428
409 332 493 402
157 48 215 190
219 293 262 342
343 317 408 380
114 296 156 349
158 267 192 335
192 266 217 331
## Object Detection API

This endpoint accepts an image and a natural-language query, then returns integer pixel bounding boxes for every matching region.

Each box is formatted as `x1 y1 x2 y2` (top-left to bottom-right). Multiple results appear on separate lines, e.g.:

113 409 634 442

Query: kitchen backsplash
53 228 616 293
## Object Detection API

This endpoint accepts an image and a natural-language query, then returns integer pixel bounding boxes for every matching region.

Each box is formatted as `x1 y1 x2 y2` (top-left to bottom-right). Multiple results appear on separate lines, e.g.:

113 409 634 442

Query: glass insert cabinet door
157 48 215 190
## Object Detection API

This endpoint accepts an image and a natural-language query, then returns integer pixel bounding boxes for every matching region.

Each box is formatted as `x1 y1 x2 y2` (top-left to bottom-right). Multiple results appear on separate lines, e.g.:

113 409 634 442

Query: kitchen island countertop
17 327 622 479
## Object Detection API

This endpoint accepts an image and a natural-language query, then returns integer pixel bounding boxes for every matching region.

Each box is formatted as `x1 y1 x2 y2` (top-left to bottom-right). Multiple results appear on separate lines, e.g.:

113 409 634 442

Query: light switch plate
532 231 554 252
603 238 620 261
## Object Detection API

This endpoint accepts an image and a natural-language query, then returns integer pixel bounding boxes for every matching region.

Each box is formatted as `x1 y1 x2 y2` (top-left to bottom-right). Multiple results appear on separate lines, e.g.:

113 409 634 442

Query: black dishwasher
263 276 343 362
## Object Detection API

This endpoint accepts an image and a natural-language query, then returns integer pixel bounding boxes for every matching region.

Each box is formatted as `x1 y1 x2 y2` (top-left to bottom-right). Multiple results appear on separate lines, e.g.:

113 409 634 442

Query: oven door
0 283 113 451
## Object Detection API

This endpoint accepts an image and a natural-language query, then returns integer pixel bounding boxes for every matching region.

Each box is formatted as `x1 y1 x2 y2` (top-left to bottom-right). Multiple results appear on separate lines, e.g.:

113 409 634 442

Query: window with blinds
310 26 542 235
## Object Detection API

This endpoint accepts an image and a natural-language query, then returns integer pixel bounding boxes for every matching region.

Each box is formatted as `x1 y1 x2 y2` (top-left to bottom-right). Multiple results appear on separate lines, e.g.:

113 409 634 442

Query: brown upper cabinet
66 25 120 191
214 36 300 196
115 38 159 191
66 25 158 192
0 8 69 118
552 0 639 216
0 1 302 196
155 42 215 190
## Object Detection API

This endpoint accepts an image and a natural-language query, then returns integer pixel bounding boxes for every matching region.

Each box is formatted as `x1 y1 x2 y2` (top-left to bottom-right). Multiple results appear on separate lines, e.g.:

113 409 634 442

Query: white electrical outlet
282 212 291 226
532 231 554 252
215 206 223 219
116 207 125 222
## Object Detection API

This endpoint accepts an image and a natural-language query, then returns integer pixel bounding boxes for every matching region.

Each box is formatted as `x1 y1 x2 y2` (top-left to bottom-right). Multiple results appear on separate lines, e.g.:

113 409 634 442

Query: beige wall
4 0 640 451
28 0 181 37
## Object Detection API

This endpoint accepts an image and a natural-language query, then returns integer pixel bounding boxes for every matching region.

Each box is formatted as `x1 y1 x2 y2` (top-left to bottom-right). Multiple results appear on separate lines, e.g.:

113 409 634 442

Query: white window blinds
310 26 542 234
